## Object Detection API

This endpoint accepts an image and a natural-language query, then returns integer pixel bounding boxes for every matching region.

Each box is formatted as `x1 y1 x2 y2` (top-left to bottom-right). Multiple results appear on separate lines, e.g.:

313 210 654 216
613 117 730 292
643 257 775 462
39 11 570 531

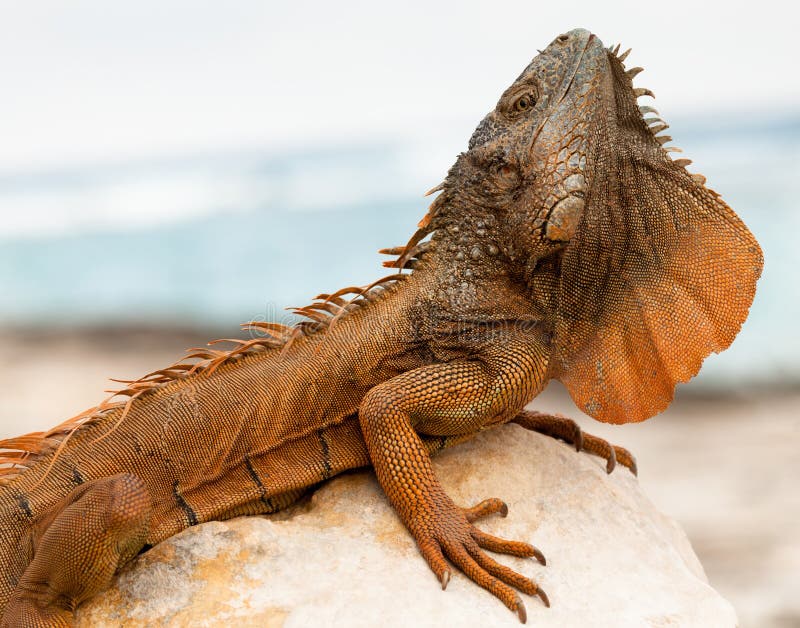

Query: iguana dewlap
0 28 761 626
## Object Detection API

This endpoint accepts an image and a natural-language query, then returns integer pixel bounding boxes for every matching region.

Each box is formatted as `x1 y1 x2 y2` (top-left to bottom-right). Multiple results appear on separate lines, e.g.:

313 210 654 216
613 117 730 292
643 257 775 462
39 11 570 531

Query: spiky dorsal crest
0 258 427 485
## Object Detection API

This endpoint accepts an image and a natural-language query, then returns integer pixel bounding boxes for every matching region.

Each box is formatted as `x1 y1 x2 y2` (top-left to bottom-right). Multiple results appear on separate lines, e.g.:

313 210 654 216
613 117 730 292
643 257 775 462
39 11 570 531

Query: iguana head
465 29 600 250
435 28 763 424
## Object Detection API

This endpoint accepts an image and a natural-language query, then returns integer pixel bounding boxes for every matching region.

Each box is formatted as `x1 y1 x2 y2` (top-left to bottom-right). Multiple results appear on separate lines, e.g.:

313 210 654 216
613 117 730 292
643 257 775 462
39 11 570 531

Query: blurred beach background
0 1 798 625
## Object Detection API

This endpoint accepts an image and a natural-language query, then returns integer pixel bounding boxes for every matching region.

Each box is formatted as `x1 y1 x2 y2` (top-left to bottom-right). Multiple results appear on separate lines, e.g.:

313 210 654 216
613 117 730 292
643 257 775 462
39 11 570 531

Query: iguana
0 28 762 626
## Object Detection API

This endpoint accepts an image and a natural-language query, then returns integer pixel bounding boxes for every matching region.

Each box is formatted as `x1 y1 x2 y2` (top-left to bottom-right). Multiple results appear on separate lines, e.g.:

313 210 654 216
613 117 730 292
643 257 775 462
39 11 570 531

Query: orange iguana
0 28 762 625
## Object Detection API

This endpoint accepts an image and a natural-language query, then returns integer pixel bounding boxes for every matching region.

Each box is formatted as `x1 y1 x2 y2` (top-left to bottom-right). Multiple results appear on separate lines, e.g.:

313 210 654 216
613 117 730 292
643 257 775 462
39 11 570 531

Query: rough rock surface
76 424 737 627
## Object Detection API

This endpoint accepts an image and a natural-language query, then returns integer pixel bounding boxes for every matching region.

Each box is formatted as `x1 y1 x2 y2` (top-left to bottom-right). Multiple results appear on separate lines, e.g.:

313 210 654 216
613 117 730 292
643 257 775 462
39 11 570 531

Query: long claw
533 547 546 566
441 569 450 590
605 447 617 474
538 587 551 608
573 425 584 451
516 595 528 623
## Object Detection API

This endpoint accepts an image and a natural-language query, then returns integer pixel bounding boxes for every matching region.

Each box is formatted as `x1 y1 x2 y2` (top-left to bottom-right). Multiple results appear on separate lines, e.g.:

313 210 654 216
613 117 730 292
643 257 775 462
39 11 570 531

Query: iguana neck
424 196 559 319
425 196 511 281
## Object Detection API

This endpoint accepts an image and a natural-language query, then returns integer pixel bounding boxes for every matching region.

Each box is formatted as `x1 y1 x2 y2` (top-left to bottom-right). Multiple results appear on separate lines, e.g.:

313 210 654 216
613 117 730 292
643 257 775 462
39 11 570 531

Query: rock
75 424 737 627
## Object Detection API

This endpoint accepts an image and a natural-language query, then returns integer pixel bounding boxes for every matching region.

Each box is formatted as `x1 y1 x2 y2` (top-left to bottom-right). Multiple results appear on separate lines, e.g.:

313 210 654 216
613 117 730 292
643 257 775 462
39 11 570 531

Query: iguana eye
514 94 536 112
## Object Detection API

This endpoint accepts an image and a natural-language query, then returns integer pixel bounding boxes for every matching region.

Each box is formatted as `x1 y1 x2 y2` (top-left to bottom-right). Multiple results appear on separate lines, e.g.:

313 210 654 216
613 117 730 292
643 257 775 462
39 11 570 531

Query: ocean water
0 114 797 387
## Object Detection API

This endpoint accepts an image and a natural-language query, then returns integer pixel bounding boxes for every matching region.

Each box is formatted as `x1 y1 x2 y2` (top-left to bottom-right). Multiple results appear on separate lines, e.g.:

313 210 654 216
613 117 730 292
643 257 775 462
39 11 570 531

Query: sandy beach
0 327 797 627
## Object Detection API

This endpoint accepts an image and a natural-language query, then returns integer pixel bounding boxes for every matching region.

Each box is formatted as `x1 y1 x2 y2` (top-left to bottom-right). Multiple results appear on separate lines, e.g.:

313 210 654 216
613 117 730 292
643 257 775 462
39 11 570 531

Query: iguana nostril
557 34 569 43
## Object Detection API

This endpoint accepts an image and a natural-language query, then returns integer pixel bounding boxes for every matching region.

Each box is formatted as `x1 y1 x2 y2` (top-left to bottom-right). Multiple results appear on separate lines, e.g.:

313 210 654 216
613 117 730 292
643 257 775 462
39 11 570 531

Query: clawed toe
463 497 508 522
471 527 546 564
513 410 638 475
612 446 638 475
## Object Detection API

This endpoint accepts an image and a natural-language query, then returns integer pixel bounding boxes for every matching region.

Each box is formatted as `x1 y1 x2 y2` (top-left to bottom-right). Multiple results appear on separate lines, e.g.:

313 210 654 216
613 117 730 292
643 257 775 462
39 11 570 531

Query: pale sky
0 0 797 171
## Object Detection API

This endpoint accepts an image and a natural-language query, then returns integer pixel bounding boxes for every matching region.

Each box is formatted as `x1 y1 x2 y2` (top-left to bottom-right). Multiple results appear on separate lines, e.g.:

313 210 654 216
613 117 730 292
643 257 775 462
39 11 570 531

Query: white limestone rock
76 424 737 627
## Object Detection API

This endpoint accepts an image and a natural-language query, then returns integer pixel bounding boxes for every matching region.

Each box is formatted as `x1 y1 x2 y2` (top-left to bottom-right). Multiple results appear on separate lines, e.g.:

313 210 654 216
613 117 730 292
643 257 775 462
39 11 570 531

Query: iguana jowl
0 28 762 625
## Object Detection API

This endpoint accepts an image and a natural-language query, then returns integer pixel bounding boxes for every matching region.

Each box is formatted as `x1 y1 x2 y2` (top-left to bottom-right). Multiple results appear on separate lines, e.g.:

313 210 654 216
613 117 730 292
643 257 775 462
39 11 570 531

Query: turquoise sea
0 113 797 387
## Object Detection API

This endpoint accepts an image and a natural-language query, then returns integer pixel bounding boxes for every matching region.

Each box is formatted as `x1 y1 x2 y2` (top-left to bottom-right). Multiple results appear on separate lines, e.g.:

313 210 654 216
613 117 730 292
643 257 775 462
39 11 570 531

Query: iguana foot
411 491 548 623
513 410 638 475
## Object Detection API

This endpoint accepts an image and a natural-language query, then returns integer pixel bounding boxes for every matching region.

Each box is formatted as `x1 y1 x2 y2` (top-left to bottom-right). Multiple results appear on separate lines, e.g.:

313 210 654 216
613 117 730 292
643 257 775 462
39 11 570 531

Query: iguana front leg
359 350 549 622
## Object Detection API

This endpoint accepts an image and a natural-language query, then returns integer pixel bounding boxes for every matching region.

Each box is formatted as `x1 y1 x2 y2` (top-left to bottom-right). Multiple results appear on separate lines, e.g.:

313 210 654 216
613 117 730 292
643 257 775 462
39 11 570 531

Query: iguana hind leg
512 410 638 475
2 473 152 627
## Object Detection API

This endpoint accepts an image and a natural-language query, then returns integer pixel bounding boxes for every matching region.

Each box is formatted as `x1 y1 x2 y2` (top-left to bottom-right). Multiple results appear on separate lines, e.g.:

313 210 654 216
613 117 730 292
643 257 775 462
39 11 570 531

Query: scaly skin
0 28 761 625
